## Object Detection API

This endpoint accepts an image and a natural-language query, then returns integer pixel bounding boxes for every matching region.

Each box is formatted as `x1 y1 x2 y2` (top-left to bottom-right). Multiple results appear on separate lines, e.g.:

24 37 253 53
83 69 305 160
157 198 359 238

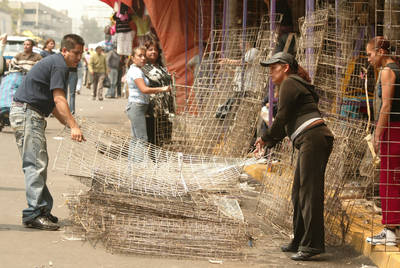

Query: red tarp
101 0 210 113
144 0 207 113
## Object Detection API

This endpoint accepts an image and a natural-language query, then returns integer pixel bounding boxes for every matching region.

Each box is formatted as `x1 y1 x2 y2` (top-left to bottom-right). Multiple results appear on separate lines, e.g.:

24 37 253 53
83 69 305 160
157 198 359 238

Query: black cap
260 52 298 69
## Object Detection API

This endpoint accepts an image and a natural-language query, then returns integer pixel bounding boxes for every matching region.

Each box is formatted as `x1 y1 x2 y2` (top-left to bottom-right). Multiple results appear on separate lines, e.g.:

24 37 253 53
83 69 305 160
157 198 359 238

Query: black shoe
47 213 59 223
281 243 298 252
290 251 320 261
23 216 60 231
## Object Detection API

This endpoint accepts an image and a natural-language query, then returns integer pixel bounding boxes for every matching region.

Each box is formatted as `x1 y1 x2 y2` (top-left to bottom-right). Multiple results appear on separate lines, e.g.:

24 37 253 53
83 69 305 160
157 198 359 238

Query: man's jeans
106 68 118 97
126 102 148 162
68 71 78 114
9 104 53 223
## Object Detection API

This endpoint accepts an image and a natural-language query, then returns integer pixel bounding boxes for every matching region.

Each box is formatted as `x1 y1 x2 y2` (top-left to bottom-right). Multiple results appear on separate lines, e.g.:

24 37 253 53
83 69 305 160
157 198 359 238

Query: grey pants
291 124 334 253
92 72 105 99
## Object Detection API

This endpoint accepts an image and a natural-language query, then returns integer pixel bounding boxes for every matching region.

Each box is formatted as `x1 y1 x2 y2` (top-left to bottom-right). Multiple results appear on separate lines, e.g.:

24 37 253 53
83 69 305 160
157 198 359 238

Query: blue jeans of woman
68 71 78 114
126 102 148 162
9 104 53 223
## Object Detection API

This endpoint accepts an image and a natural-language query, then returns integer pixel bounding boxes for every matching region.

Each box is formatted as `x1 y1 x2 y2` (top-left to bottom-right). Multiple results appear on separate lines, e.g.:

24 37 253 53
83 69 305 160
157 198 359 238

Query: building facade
9 1 72 43
0 9 13 34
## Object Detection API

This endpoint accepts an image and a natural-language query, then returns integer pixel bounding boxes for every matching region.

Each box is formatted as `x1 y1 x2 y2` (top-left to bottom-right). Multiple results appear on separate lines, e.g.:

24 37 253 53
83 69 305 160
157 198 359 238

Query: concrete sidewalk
245 163 400 268
0 89 374 268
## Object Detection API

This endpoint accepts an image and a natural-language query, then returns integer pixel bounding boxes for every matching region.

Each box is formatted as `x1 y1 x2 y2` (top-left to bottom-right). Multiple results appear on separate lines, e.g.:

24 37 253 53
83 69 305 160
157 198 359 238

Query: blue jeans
106 68 118 97
68 71 78 114
9 104 53 223
126 102 148 162
76 67 83 92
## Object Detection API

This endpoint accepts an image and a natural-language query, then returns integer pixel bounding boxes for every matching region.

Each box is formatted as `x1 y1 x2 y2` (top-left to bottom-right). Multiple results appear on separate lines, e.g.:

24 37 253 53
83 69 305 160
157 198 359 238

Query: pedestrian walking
89 46 107 101
105 46 120 98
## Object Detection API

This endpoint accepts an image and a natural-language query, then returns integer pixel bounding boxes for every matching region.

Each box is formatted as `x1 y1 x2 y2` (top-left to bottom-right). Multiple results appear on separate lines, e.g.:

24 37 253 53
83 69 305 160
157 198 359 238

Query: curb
244 163 400 268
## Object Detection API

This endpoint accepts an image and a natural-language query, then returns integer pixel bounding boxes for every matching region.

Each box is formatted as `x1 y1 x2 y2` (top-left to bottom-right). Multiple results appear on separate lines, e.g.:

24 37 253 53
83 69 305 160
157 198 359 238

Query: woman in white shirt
125 46 169 161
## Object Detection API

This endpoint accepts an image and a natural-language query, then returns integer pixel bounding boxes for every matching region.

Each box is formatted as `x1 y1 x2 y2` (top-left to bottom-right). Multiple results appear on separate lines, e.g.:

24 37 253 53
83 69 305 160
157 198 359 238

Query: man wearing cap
255 52 334 261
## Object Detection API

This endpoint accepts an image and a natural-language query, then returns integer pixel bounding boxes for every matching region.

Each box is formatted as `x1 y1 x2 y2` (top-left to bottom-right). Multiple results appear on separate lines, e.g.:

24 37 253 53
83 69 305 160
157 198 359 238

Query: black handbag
103 75 111 88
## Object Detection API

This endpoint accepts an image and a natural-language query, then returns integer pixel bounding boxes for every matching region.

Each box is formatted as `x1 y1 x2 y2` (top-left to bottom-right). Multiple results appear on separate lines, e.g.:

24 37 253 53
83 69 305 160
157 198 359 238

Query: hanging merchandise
132 11 151 45
112 3 135 56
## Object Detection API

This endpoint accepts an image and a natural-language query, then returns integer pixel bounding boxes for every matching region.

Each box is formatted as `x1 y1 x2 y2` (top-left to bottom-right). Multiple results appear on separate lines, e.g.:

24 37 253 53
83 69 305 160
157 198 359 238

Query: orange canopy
144 0 208 112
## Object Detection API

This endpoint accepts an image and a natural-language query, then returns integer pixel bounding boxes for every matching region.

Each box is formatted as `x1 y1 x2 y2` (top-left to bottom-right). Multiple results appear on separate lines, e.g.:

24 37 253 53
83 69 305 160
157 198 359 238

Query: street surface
0 88 375 268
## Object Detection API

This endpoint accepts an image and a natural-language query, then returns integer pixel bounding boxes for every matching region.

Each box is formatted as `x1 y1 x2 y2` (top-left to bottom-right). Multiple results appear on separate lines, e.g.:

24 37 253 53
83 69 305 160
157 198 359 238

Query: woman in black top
142 39 173 146
255 52 334 261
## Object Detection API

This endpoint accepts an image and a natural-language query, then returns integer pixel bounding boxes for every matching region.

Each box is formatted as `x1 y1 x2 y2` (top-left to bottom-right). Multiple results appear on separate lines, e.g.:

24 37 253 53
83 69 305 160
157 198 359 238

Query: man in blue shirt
10 34 85 231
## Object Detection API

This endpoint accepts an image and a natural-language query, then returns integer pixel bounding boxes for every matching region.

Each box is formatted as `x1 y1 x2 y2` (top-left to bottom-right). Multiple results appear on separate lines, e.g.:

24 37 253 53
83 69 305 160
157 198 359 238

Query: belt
304 119 325 132
13 101 45 117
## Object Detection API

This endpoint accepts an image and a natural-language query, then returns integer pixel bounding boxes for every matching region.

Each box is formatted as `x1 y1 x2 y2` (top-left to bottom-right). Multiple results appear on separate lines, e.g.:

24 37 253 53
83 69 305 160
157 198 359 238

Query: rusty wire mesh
367 0 400 250
257 1 376 246
54 117 262 260
165 14 282 158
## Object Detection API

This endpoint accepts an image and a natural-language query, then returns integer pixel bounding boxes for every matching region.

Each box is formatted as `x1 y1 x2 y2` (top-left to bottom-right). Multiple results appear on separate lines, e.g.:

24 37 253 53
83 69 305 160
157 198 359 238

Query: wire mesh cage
367 0 400 251
257 116 372 246
166 14 282 158
54 117 264 260
297 1 370 120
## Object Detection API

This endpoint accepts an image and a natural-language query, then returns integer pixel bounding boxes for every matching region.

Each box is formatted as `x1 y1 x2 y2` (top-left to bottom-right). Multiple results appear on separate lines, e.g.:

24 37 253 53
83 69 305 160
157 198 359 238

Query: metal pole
198 0 203 64
222 0 227 57
305 0 314 81
268 0 276 126
185 0 188 89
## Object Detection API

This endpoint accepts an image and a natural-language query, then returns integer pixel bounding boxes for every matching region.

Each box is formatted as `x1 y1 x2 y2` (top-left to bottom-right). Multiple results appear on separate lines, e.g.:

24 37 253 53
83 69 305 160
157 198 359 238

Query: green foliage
80 17 104 44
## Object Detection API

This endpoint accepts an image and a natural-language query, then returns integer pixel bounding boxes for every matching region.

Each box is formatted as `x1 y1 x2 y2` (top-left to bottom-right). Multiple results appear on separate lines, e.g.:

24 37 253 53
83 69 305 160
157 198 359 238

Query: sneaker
366 228 397 246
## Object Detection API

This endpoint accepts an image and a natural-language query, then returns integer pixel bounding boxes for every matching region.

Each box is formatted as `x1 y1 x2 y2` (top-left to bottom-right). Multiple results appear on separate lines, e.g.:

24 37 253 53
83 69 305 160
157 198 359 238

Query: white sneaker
366 228 397 246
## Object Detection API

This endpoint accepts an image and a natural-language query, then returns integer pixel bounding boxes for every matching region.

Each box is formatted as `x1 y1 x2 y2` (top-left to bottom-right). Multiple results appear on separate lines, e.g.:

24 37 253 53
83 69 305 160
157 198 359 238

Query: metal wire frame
166 14 282 158
367 0 400 251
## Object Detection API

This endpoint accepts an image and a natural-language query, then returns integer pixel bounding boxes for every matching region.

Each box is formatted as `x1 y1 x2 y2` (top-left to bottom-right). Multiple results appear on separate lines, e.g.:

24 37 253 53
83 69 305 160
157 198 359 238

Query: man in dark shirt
10 34 85 231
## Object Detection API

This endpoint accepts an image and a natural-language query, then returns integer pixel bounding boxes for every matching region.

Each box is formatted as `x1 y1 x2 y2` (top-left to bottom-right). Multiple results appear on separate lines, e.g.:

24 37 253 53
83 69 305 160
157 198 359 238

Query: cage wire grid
54 14 285 260
53 1 400 259
367 0 400 251
55 117 261 260
257 0 379 246
166 14 282 158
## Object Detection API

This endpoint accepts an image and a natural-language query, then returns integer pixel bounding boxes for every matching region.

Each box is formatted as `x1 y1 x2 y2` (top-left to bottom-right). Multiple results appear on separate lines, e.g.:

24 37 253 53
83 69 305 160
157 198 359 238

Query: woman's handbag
103 75 111 88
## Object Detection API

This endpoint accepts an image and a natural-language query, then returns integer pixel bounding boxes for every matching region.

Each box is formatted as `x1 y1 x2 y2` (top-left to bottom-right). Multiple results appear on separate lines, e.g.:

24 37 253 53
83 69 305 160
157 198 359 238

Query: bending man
10 34 85 231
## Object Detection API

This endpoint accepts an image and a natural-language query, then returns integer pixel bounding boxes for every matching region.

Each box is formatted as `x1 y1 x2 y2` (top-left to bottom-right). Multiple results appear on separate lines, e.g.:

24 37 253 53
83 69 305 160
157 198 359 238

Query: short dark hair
60 34 85 51
25 39 35 46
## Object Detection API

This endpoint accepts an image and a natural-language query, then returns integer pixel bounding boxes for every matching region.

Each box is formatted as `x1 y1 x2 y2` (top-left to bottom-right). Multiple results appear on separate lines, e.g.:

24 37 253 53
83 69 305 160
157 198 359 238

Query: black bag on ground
103 75 111 88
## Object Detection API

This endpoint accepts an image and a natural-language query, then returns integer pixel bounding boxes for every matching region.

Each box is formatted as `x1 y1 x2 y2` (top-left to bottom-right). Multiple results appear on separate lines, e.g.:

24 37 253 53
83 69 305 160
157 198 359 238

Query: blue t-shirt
127 64 150 104
14 53 69 116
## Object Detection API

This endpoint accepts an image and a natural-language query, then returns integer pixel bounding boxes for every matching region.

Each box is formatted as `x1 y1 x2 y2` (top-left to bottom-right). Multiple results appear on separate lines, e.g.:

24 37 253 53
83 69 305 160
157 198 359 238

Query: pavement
0 88 375 268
